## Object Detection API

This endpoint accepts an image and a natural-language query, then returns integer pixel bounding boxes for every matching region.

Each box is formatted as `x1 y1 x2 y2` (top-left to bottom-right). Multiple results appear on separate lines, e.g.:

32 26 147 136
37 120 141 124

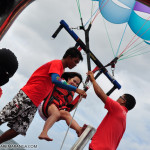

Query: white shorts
38 101 47 121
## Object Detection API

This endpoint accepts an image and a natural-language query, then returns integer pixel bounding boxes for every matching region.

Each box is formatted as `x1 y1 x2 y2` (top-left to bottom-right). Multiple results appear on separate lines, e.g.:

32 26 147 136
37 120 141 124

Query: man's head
62 47 83 69
117 94 136 111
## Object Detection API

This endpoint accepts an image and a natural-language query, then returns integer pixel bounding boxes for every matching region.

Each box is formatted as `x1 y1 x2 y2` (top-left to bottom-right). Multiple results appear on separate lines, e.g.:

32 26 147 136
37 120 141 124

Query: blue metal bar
52 20 121 94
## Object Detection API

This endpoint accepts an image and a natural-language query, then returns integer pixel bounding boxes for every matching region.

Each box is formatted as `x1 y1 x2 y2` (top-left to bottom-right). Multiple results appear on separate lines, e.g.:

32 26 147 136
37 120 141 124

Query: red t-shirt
22 60 64 107
89 97 128 150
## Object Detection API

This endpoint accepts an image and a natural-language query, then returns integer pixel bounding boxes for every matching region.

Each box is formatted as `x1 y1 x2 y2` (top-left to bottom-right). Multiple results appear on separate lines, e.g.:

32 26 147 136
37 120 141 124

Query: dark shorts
0 90 37 135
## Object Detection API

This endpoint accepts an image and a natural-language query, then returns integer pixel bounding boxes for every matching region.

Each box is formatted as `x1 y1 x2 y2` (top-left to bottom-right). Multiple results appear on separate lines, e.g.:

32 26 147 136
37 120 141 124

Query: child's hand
76 89 87 98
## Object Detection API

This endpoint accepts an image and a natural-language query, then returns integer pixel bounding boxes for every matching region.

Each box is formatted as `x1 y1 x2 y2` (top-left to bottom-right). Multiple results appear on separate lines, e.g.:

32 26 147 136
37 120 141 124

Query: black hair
61 72 82 87
0 48 18 86
0 0 15 16
0 66 9 86
124 94 136 111
63 47 83 61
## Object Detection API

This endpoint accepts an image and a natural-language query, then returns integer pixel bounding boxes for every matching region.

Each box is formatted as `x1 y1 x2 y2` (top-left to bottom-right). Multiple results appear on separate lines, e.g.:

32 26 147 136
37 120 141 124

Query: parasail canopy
95 0 150 41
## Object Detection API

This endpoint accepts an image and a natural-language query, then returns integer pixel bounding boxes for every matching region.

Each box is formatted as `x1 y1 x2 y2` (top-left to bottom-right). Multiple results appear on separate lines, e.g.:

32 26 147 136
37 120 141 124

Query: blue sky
0 0 150 150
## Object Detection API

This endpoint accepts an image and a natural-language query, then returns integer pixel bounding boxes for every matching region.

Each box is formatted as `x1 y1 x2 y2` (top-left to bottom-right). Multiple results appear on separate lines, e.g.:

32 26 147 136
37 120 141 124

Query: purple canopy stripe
134 1 150 14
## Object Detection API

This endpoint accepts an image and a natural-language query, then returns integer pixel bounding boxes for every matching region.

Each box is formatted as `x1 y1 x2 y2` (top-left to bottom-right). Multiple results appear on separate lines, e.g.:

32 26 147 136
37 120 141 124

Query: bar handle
52 24 63 38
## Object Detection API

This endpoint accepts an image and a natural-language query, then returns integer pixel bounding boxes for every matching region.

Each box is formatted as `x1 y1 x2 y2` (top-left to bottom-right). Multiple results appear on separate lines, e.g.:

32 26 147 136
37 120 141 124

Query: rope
119 27 150 58
115 24 128 57
91 1 94 23
121 41 143 56
84 0 110 27
59 65 102 149
60 96 82 150
84 8 99 27
75 0 85 29
59 67 100 149
118 16 150 58
119 50 150 61
118 41 149 59
76 0 82 19
103 18 115 57
91 0 110 24
119 44 149 60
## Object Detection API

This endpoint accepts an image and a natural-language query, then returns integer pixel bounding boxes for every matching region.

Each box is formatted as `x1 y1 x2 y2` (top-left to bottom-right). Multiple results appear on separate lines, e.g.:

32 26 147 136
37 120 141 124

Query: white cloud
0 0 150 150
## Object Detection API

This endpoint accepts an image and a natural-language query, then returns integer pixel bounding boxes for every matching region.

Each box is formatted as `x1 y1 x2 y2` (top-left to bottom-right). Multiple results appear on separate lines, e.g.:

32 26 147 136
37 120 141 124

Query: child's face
68 76 81 87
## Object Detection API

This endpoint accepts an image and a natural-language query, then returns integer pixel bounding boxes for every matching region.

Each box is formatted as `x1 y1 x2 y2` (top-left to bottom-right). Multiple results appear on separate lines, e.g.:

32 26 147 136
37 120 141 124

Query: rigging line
115 24 128 57
122 45 149 59
59 66 101 150
120 27 150 57
103 17 115 57
100 0 105 6
118 16 150 57
122 41 144 56
91 0 110 24
84 0 107 27
118 50 150 61
119 44 150 59
123 46 149 58
76 0 82 22
84 8 99 27
91 8 100 24
90 1 99 23
60 96 82 150
120 45 149 59
91 0 94 23
83 1 99 27
59 66 100 149
77 0 84 28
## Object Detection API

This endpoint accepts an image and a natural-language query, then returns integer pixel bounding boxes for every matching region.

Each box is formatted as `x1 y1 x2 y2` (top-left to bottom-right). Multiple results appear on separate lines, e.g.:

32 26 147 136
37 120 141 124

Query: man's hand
76 89 87 98
87 71 95 83
87 71 107 103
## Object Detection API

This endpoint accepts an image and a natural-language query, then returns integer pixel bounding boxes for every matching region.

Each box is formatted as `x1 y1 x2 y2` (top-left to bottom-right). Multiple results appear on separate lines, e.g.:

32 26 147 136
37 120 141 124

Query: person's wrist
91 79 96 83
76 88 78 92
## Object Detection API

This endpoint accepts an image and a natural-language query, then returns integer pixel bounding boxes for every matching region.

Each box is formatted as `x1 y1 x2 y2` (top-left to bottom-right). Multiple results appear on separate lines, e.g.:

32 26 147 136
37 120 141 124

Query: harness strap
42 86 74 118
42 85 56 118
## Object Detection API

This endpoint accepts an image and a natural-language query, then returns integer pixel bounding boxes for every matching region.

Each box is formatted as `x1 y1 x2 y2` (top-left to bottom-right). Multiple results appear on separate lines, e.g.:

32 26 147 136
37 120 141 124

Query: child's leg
59 110 83 137
38 104 60 141
0 129 19 144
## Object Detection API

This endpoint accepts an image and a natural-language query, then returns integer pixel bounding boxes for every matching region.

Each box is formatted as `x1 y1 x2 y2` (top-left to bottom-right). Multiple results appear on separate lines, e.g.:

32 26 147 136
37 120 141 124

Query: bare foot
77 124 88 137
38 133 53 141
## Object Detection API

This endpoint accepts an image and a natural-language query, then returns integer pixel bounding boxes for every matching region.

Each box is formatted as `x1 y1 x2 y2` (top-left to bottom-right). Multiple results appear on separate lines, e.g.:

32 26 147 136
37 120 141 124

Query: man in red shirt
87 71 136 150
0 47 87 143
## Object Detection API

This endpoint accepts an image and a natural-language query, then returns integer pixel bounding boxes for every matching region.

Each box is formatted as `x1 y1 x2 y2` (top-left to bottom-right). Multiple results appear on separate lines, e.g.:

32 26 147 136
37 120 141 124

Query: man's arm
87 71 107 104
51 73 77 91
51 73 87 98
